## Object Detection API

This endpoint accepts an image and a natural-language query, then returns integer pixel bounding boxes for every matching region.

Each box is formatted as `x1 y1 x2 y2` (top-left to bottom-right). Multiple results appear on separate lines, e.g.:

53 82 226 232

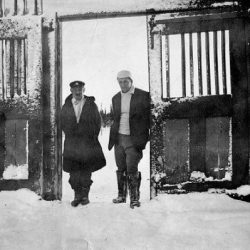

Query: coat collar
116 88 138 116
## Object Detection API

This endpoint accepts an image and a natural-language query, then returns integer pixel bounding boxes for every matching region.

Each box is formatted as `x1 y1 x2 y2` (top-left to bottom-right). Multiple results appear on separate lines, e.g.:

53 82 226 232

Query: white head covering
117 70 132 79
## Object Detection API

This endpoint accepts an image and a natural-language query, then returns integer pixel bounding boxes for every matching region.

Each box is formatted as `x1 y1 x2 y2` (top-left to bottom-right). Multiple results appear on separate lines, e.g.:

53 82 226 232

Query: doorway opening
61 16 150 203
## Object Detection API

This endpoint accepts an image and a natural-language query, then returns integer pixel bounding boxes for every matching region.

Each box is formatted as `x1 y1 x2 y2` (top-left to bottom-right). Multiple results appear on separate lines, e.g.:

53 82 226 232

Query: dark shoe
71 189 82 207
80 198 90 205
112 196 126 203
112 171 127 204
130 200 141 209
80 187 90 206
128 172 141 209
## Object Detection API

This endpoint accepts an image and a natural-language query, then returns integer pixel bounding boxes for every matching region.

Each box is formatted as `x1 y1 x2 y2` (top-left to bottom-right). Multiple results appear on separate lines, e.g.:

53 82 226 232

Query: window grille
161 30 231 98
0 38 27 99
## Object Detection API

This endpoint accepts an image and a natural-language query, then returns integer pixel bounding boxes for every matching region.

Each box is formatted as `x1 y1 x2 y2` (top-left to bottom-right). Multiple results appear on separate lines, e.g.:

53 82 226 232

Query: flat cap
69 80 85 88
117 70 132 79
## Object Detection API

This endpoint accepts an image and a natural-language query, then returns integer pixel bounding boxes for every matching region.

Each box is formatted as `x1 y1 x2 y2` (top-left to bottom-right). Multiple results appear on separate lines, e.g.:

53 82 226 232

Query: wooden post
231 18 249 186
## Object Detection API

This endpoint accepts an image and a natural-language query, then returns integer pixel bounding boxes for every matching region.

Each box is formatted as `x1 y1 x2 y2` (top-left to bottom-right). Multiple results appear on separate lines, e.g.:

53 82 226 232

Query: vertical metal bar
189 32 194 96
213 31 219 94
2 40 5 99
0 40 2 99
197 32 203 96
165 34 170 97
20 39 25 95
221 30 227 94
39 0 43 15
23 0 27 15
206 32 211 95
160 34 166 99
17 40 22 95
34 0 38 15
0 0 3 17
14 0 17 15
14 40 18 95
181 33 186 97
23 39 27 94
5 40 10 98
10 40 15 98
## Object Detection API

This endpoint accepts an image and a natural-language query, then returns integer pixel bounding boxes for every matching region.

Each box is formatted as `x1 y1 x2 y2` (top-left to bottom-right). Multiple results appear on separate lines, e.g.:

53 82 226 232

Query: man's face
71 86 84 101
118 77 132 93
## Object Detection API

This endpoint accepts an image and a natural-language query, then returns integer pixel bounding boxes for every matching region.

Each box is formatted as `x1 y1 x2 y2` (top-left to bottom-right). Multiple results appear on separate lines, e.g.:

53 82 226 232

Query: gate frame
52 8 250 200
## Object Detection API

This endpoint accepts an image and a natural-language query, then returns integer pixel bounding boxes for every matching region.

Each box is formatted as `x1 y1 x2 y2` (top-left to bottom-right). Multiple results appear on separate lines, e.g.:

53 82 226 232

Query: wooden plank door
147 12 249 193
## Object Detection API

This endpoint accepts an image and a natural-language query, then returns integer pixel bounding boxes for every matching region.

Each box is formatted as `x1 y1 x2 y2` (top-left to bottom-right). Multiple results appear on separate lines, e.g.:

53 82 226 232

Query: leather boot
128 172 141 209
80 187 90 205
71 189 82 207
113 171 127 203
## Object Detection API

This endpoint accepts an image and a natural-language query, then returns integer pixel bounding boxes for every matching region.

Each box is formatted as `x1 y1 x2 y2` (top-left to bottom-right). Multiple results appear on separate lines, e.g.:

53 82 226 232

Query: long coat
108 88 150 151
61 94 106 173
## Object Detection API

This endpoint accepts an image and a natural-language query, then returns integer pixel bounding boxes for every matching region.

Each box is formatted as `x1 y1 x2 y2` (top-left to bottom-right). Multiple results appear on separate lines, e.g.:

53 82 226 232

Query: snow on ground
0 128 250 250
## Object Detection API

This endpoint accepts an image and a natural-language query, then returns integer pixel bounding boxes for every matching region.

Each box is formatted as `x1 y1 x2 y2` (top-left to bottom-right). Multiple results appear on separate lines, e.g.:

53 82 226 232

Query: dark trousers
114 134 142 175
69 169 92 191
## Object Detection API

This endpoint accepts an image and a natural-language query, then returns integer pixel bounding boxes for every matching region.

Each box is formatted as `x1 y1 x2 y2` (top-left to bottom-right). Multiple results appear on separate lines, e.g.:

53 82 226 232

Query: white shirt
72 97 85 123
119 86 135 135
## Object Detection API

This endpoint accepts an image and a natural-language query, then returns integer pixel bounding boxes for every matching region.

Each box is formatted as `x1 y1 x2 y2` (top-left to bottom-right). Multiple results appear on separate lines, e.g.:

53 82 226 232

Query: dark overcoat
61 94 106 173
108 88 150 151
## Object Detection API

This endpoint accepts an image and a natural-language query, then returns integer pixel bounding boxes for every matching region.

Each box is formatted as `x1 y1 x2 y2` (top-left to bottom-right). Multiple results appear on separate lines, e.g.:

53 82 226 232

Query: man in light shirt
108 70 150 208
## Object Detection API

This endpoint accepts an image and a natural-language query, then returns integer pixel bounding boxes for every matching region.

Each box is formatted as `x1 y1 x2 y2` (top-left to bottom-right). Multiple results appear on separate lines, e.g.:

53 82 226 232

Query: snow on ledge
226 185 250 196
190 171 206 182
2 164 28 180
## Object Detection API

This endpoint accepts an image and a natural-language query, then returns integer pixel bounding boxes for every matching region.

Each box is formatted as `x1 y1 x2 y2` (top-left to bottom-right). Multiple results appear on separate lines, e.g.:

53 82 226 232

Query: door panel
0 17 43 193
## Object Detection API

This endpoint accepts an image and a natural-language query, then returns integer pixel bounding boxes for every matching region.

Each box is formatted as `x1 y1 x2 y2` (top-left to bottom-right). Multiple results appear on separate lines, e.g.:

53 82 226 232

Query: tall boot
128 172 141 209
80 180 92 205
71 189 82 207
80 187 90 205
113 171 127 203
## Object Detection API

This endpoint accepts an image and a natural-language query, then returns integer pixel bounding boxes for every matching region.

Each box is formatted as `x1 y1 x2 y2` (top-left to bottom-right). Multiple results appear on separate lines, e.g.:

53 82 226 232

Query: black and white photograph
0 0 250 249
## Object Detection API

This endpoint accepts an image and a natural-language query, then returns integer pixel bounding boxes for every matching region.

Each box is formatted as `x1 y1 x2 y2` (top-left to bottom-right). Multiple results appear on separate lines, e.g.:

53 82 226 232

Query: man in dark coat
108 70 150 208
61 80 106 207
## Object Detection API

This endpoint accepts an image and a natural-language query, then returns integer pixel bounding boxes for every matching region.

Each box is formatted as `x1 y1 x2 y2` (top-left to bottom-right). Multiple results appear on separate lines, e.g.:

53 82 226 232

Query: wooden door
147 12 249 193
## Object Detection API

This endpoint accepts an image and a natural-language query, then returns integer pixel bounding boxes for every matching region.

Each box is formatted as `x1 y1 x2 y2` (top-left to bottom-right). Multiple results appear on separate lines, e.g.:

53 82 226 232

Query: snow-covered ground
0 128 250 250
